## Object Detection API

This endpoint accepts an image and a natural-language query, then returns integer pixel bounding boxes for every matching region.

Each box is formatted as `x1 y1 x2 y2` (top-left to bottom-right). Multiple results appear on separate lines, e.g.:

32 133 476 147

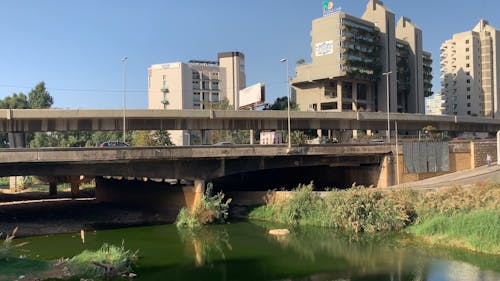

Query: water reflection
177 227 232 267
256 221 499 281
14 222 500 281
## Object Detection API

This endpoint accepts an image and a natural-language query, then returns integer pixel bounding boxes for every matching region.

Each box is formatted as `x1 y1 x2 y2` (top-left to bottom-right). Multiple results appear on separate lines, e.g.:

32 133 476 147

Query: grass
68 243 138 279
408 208 500 255
249 182 500 254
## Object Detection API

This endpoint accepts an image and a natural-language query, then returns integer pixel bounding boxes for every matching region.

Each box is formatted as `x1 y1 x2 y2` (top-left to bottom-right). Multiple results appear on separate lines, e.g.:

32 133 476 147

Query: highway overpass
0 144 391 182
1 109 500 132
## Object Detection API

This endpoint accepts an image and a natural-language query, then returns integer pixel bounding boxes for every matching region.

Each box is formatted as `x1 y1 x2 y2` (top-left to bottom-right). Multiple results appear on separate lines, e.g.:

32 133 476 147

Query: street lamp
382 71 392 143
121 57 128 143
280 58 292 150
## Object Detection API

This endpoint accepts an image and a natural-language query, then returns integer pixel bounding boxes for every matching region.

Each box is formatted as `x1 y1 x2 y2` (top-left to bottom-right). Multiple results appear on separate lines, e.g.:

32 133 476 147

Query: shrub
0 227 17 260
68 243 138 279
176 184 231 229
325 187 411 233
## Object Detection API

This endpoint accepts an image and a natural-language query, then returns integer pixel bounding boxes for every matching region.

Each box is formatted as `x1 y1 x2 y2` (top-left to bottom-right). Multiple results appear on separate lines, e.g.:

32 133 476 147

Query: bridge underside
0 154 385 182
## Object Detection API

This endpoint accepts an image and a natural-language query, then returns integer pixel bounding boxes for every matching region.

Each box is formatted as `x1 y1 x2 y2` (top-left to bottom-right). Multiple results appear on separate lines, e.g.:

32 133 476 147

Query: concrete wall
95 177 199 213
391 140 497 185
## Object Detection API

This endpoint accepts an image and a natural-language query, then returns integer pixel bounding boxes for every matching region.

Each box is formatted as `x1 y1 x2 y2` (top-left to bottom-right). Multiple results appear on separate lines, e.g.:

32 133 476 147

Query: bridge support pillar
182 180 206 210
9 176 24 192
48 178 58 195
377 155 396 187
70 176 80 197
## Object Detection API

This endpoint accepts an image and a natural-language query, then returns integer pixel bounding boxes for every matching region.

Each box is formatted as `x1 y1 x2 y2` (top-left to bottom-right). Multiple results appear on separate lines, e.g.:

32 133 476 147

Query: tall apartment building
148 52 245 145
291 0 432 114
441 19 500 117
426 92 445 115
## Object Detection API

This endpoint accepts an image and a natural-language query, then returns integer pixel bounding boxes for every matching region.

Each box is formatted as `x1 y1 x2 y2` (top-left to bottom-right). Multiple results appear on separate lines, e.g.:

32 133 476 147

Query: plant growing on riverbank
0 227 17 260
249 183 412 233
68 242 138 279
249 182 500 254
176 184 232 229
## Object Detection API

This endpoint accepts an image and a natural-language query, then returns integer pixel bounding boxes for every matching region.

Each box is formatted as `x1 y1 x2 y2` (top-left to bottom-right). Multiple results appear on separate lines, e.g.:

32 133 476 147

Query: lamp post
280 58 292 150
121 57 128 143
382 71 392 143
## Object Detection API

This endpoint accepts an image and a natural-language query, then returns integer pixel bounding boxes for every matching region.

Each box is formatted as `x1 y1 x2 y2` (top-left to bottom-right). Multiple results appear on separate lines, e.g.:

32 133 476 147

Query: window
467 87 471 91
320 102 337 110
466 39 470 44
212 92 219 102
467 79 470 84
202 81 209 90
466 55 470 60
192 81 200 90
192 71 200 80
466 71 470 76
211 81 219 90
467 103 471 107
466 63 470 68
193 92 201 101
466 48 470 52
467 111 471 115
467 95 471 99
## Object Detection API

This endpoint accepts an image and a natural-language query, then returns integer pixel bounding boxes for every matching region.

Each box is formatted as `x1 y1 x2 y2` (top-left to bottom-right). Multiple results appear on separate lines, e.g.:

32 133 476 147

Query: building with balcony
291 0 432 115
426 92 445 115
148 52 245 145
441 19 499 117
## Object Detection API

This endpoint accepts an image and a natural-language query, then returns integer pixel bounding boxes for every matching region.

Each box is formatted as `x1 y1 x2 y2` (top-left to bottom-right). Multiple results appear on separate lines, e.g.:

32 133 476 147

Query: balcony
161 86 169 93
161 98 169 105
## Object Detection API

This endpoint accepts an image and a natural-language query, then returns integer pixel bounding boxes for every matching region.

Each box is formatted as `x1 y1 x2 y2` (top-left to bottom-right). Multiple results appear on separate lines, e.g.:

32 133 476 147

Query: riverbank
249 182 500 255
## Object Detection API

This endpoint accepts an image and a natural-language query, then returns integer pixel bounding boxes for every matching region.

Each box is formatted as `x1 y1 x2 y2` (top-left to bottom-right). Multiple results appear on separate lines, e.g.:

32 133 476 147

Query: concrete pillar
376 155 396 187
352 82 358 140
250 130 254 145
9 176 23 192
70 176 80 198
192 180 206 210
48 178 58 195
201 130 210 145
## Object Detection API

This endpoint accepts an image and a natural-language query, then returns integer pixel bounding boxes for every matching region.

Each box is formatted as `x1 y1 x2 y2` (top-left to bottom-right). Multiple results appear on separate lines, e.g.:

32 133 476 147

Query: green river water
1 221 499 281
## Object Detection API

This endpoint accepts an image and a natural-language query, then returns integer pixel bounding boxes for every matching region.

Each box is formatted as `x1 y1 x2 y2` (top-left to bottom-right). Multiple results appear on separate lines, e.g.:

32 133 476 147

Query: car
99 141 129 148
213 141 233 146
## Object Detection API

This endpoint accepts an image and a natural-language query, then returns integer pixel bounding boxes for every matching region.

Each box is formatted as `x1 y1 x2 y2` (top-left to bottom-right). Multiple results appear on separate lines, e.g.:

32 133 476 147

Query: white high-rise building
441 20 500 117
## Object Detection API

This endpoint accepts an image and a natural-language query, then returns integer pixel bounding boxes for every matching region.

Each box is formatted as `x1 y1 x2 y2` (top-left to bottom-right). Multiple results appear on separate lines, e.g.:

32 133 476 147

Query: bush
68 243 138 279
250 184 412 233
0 227 17 260
176 184 231 229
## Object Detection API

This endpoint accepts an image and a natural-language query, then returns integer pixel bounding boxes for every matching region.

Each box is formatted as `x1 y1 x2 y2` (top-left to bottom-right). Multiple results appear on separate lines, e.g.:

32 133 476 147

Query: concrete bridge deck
1 109 500 132
0 144 392 180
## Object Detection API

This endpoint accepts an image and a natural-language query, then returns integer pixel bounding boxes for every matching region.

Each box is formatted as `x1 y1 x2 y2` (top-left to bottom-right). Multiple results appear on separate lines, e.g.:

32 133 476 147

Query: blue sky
0 0 498 109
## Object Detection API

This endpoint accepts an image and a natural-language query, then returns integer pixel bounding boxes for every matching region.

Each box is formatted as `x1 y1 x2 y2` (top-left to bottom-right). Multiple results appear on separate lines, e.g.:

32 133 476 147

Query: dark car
99 141 129 148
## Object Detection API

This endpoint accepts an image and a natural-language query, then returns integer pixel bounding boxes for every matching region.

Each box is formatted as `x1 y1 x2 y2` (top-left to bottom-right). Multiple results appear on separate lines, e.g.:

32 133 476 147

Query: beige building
426 92 445 115
148 52 245 145
441 19 500 117
292 0 432 115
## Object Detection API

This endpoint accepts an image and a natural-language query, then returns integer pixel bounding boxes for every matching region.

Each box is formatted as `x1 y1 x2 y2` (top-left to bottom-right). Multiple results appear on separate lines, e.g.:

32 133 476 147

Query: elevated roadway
0 144 391 182
1 109 500 132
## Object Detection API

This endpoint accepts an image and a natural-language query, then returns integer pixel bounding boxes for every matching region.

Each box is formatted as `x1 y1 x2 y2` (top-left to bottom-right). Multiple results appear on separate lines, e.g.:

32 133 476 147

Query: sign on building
315 40 334 57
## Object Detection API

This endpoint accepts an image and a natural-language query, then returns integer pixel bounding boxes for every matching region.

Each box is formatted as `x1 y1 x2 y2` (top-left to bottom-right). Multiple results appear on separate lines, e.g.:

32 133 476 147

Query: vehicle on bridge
99 141 129 148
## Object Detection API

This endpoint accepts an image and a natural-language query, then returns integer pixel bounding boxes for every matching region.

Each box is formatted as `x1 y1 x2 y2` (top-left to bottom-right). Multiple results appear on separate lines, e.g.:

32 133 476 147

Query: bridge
0 144 394 210
0 144 390 180
1 109 500 132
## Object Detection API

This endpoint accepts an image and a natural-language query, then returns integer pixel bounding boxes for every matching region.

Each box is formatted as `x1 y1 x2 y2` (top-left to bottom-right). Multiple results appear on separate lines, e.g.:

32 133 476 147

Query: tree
131 130 174 146
267 96 298 110
28 82 53 109
0 93 30 109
